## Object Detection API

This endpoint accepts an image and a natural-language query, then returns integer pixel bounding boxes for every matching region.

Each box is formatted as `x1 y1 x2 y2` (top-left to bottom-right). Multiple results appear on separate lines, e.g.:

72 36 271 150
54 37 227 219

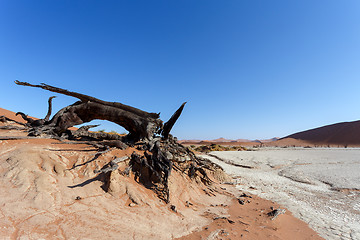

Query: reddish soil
178 195 323 240
0 107 324 239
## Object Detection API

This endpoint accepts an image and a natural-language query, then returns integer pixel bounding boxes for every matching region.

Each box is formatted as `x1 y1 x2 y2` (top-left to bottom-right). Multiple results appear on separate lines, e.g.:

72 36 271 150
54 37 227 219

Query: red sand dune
212 137 237 143
180 120 360 148
282 120 360 146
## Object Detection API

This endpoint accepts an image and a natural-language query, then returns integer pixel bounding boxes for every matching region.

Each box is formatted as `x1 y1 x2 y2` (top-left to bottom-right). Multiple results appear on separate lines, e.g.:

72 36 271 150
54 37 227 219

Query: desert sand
283 120 360 146
203 149 360 240
181 119 360 148
0 107 324 239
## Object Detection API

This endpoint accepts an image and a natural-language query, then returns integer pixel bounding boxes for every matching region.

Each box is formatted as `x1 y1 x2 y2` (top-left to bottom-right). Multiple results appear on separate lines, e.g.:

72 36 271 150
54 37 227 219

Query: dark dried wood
0 116 26 125
13 80 226 203
44 96 56 121
0 126 27 131
162 102 186 139
15 81 164 140
16 95 56 127
0 136 40 140
15 81 159 119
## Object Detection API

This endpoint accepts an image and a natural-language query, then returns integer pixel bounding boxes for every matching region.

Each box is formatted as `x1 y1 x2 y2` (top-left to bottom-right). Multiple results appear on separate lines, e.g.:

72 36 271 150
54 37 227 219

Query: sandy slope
283 120 360 146
0 108 323 239
0 108 29 124
0 138 216 239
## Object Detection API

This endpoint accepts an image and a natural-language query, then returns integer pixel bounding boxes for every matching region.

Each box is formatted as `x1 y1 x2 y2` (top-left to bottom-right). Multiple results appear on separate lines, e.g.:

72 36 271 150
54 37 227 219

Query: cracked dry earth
0 135 232 240
203 149 360 240
0 110 327 240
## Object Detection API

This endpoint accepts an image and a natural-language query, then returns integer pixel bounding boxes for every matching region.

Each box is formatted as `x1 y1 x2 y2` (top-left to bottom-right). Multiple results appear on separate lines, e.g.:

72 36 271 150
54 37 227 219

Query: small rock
75 196 82 200
170 205 177 212
129 203 137 207
220 230 229 236
267 208 286 220
239 193 252 198
238 199 245 205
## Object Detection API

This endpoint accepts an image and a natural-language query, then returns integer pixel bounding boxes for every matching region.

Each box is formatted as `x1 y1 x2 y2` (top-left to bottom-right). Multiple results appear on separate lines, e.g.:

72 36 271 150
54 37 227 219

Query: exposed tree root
0 126 27 131
16 96 56 127
0 115 27 126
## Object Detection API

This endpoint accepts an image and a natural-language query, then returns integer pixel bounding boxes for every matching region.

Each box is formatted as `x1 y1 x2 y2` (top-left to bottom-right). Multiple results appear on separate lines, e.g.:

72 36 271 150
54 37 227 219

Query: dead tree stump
14 80 224 203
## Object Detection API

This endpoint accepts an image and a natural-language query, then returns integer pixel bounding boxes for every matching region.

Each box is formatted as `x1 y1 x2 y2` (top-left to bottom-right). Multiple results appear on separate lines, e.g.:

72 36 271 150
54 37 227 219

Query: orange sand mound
0 107 30 123
0 108 323 239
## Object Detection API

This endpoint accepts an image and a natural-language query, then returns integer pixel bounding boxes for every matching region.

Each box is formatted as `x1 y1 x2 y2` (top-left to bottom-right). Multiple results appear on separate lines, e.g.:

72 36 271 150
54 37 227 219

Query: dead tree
0 115 26 126
14 80 222 203
15 81 184 141
16 96 56 127
161 102 186 139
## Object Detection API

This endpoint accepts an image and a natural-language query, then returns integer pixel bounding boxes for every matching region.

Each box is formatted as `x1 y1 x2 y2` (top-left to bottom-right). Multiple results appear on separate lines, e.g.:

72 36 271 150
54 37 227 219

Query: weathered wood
44 96 56 121
1 116 26 126
16 95 56 127
162 102 186 139
13 80 226 203
15 81 163 140
47 101 162 140
0 126 27 130
69 125 124 141
15 112 35 125
94 156 129 174
0 136 40 140
15 81 159 119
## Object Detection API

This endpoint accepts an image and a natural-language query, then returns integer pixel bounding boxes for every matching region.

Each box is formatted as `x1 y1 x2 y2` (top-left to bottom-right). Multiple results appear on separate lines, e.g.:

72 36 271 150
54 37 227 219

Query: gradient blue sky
1 1 360 140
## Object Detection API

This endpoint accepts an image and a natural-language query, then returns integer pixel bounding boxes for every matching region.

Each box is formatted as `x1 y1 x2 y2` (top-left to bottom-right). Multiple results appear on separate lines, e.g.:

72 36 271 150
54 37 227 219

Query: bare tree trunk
15 81 185 141
45 101 162 140
15 81 159 119
15 81 163 140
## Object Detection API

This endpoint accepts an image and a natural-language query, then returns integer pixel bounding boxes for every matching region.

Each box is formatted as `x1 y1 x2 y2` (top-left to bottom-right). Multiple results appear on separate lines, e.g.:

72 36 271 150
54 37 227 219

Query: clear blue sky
1 1 360 140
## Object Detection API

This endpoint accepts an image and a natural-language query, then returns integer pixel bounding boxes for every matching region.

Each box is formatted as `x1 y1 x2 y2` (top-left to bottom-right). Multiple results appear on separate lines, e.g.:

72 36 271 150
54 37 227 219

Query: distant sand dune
282 120 360 146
